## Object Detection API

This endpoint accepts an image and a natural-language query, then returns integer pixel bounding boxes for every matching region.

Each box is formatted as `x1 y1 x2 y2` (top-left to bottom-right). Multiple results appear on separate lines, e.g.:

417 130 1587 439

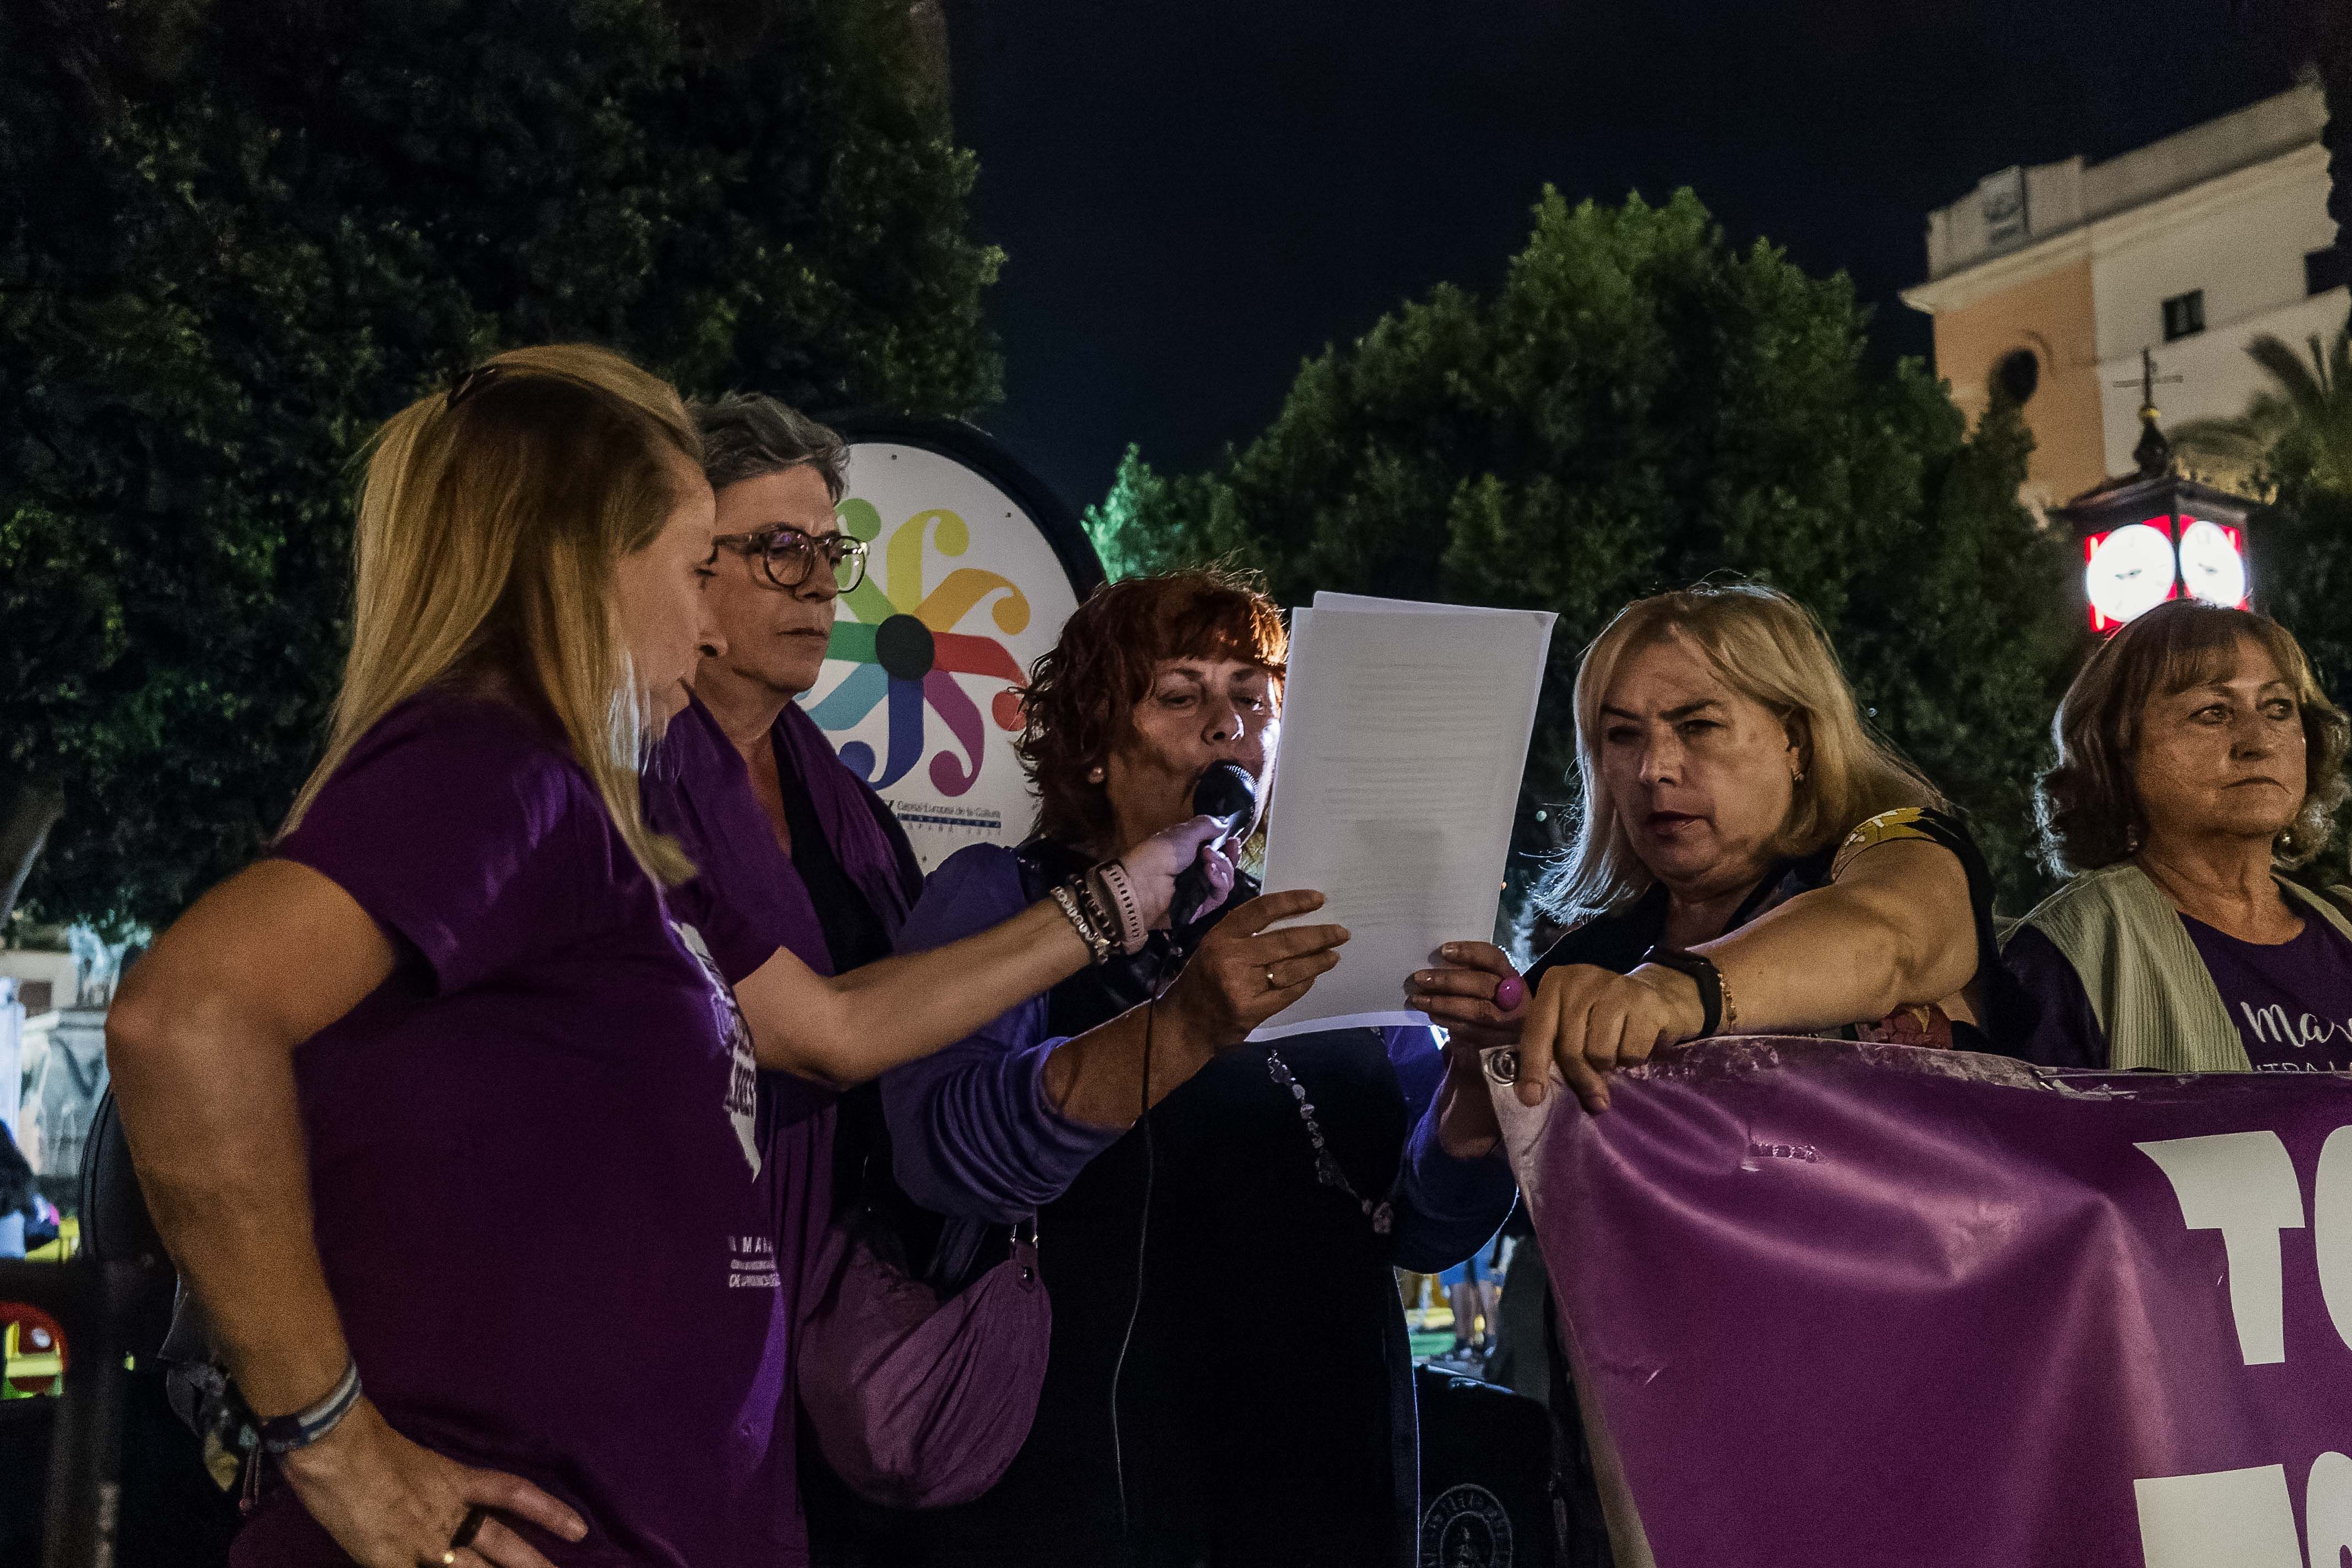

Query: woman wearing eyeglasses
677 394 912 984
644 401 1338 1558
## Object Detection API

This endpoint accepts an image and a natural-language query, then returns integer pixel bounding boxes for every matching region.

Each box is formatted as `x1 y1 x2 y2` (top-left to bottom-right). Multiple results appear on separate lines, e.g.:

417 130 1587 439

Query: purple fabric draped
777 699 917 938
651 696 918 981
1512 1036 2352 1567
650 697 835 976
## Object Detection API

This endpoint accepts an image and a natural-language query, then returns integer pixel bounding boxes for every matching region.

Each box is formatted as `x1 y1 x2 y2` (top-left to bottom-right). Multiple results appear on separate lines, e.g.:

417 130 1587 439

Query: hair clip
447 364 503 410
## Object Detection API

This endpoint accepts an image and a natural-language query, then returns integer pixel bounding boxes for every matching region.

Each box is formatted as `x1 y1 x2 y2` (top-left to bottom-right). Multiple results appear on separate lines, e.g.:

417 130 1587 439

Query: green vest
2011 862 2352 1072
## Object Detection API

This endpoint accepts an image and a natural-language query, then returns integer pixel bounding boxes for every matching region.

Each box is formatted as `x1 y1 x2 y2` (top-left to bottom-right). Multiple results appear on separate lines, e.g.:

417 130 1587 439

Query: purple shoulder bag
797 1213 1050 1509
785 711 1049 1507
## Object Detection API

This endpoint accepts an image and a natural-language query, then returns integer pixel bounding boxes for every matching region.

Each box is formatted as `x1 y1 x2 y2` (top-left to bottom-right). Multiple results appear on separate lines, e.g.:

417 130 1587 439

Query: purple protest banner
1494 1036 2352 1567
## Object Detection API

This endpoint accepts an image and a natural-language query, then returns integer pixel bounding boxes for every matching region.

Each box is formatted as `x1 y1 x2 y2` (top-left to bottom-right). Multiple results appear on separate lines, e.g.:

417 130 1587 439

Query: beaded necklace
1262 1047 1393 1235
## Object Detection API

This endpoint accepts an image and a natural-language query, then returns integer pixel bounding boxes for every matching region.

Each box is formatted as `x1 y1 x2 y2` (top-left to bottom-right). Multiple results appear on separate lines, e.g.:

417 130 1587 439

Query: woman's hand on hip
1117 815 1236 928
1405 940 1526 1051
1516 962 1705 1113
1162 890 1348 1049
279 1401 586 1568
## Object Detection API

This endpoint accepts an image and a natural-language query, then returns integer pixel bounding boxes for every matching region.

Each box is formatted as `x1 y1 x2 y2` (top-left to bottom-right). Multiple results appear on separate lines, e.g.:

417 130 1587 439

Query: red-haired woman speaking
818 569 1515 1567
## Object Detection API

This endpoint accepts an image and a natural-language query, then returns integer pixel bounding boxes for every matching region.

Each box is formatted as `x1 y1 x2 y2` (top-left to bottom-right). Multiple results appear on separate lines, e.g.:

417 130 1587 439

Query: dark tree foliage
1088 189 2079 919
2174 322 2352 865
2264 482 2352 701
1 0 1000 933
2255 472 2352 887
2228 330 2352 754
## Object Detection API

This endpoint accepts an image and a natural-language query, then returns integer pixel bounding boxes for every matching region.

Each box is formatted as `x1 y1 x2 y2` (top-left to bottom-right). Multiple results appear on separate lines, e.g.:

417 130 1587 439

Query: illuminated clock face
2084 522 2177 627
2177 518 2247 607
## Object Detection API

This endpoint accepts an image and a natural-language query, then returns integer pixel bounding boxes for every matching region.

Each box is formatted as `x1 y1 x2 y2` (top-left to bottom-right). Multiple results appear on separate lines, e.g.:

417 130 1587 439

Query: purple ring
1494 975 1526 1012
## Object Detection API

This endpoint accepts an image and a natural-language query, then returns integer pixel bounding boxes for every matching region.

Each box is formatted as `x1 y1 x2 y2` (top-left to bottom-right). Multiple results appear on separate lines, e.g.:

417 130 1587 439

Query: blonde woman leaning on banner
1412 580 2022 1568
103 345 1227 1568
1415 581 2012 1110
2003 600 2352 1072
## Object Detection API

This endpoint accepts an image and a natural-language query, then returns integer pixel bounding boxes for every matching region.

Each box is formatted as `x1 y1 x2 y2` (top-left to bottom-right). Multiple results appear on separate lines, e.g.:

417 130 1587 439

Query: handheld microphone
1171 761 1258 924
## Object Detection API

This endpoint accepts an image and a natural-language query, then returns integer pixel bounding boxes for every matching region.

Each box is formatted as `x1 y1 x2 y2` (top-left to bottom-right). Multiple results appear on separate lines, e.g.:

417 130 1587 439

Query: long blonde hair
284 343 703 885
1536 581 1943 922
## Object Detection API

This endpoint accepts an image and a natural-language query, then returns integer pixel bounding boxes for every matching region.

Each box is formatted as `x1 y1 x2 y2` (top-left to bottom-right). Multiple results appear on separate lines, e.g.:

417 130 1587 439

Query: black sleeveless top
811 841 1420 1568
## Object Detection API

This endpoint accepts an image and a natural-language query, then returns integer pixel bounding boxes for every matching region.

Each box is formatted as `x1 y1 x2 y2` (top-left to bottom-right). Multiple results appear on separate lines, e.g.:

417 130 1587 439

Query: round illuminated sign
2177 518 2247 607
799 424 1102 872
2084 522 2176 627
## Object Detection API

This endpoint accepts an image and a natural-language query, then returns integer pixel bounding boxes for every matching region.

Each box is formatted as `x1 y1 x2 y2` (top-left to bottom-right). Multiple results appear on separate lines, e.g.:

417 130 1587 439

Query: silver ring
1484 1048 1521 1086
1264 965 1280 991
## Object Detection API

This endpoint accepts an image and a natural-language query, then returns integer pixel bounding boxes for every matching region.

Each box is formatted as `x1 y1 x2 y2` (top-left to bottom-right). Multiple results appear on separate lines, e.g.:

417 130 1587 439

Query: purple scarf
775 700 919 941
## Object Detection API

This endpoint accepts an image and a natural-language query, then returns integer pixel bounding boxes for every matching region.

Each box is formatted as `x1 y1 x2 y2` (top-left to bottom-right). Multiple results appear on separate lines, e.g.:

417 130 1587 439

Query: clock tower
2052 350 2259 635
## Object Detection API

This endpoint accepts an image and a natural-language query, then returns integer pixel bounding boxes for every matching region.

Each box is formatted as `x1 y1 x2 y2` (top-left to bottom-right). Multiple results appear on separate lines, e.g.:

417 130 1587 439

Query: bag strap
833 1077 1037 1297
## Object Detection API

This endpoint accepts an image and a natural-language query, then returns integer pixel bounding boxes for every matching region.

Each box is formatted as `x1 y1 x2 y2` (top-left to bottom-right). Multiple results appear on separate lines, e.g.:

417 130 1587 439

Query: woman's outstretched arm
1520 837 1978 1110
733 816 1235 1087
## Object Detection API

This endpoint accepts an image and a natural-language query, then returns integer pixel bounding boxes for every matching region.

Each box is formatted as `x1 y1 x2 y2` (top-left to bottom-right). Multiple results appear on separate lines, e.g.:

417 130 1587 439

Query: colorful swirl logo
804 500 1030 796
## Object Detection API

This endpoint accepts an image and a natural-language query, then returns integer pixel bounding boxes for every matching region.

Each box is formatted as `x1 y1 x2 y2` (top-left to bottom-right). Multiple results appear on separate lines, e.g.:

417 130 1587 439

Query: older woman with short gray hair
673 393 913 974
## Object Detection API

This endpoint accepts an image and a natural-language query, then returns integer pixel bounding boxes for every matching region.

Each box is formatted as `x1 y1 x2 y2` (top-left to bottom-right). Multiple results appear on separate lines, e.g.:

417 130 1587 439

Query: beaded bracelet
1074 873 1119 953
1089 861 1148 955
1049 883 1113 965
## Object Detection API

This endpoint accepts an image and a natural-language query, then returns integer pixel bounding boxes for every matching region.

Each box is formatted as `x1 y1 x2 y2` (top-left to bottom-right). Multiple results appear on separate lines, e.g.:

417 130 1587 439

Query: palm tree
2172 325 2352 495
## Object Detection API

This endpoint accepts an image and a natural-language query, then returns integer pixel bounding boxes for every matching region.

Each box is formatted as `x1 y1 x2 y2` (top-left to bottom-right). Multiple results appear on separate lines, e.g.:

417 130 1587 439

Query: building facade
1903 82 2348 510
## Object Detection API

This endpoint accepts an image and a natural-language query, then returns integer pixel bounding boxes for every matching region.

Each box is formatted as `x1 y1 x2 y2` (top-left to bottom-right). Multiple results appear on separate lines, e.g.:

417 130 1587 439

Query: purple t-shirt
639 695 854 1558
2180 910 2352 1074
239 693 796 1567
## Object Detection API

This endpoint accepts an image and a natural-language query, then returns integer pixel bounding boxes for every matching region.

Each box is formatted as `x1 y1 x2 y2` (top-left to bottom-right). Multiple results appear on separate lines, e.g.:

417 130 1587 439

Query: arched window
1992 348 2039 406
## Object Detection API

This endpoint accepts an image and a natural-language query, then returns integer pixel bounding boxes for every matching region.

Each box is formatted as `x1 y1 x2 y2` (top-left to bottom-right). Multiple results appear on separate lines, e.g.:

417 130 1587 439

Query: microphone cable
1108 949 1169 1549
1101 926 1176 1551
1108 809 1244 1545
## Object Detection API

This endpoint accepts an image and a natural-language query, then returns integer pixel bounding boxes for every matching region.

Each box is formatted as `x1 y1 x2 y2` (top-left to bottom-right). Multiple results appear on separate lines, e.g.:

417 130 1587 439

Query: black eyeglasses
711 526 869 594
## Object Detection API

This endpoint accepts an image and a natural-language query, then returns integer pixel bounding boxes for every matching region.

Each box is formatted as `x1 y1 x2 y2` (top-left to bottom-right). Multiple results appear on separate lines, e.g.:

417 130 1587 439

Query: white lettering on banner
2134 1464 2303 1568
2317 1128 2352 1353
2131 1131 2352 1564
2135 1132 2306 1364
2137 1455 2352 1565
2308 1451 2352 1566
2135 1467 2295 1561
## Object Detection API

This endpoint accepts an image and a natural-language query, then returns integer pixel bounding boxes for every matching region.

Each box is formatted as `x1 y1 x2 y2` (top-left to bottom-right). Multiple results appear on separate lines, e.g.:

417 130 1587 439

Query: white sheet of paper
1248 594 1555 1042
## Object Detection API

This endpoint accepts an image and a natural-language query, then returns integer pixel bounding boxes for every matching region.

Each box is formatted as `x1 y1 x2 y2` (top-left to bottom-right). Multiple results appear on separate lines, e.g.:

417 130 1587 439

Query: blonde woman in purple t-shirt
103 345 1286 1568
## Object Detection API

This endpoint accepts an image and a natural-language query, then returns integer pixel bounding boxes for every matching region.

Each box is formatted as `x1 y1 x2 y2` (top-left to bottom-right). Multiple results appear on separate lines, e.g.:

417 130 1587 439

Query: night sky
944 1 2310 511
